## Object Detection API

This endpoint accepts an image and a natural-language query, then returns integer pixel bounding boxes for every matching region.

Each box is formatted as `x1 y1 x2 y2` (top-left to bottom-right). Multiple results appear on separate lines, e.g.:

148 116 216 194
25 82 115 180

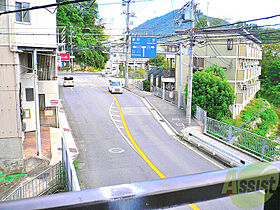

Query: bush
143 79 150 92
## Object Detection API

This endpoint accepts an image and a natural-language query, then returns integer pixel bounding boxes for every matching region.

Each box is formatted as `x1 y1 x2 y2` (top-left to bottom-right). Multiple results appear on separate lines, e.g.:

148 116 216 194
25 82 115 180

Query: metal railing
132 79 144 90
153 86 163 98
192 105 280 161
128 72 147 79
62 137 80 192
152 86 175 103
194 105 207 133
1 161 280 209
3 162 63 201
165 90 175 103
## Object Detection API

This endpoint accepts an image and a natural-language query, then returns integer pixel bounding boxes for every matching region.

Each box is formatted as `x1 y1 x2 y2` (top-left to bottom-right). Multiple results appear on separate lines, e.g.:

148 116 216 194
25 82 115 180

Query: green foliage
73 160 81 171
57 0 108 69
134 67 147 73
147 54 167 69
205 64 226 79
143 79 150 92
188 70 235 120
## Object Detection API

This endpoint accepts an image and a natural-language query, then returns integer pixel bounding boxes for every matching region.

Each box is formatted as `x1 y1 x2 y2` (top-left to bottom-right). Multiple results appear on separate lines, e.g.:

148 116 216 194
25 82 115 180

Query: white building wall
21 74 36 131
9 0 57 48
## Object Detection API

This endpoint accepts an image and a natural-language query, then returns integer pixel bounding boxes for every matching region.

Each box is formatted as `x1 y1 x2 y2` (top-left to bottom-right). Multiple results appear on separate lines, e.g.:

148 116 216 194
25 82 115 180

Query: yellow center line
92 81 200 209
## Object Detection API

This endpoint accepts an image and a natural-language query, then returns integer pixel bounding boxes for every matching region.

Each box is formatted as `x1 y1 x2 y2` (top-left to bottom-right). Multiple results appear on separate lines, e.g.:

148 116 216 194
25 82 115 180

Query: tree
187 70 235 120
258 44 280 106
147 54 167 69
57 0 108 69
204 64 226 79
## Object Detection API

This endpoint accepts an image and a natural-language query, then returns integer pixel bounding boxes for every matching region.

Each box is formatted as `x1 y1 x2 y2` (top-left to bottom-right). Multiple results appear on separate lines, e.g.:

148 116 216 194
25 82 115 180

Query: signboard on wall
58 53 70 61
44 110 55 117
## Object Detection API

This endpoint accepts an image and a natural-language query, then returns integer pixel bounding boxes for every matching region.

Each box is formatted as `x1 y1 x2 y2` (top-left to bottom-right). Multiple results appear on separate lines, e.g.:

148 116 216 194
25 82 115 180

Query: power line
200 13 280 30
0 0 92 16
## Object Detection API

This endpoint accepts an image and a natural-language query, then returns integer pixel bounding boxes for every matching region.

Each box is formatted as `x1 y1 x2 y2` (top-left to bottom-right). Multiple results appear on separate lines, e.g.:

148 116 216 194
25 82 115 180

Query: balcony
238 45 262 59
237 66 262 82
164 68 175 78
236 81 261 105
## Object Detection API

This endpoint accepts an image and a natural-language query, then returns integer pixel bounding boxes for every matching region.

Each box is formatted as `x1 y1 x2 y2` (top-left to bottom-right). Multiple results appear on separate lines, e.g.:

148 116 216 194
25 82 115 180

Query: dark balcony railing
164 68 175 78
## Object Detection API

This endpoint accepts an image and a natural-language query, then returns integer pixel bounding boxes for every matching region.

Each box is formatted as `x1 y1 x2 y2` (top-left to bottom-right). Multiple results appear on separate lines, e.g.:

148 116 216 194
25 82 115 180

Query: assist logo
222 162 279 209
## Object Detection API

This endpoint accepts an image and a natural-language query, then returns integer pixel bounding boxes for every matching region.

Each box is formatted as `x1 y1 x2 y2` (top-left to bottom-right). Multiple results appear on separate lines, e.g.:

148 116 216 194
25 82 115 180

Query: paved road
59 73 221 187
58 73 263 210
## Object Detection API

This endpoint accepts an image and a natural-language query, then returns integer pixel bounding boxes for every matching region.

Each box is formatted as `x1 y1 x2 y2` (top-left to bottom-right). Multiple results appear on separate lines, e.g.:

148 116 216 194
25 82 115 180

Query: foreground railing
2 162 62 201
1 161 280 209
61 137 80 192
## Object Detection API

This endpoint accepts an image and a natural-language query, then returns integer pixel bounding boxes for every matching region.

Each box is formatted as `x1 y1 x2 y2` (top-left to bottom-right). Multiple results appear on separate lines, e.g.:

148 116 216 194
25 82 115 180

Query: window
227 39 233 50
15 2 30 23
25 88 34 101
193 57 205 70
0 0 6 11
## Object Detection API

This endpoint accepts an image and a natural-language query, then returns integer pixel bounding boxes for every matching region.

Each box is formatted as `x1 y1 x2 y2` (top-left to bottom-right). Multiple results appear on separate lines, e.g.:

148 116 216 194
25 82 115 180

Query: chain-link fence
3 162 63 201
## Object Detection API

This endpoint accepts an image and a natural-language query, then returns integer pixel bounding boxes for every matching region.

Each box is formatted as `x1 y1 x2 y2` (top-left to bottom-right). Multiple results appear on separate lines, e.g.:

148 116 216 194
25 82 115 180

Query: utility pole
33 49 42 156
178 42 183 109
70 26 74 73
186 0 195 126
123 0 131 87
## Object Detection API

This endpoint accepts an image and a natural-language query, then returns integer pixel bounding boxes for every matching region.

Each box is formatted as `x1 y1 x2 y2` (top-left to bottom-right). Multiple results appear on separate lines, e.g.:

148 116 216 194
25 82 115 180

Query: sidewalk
23 127 62 168
126 86 261 165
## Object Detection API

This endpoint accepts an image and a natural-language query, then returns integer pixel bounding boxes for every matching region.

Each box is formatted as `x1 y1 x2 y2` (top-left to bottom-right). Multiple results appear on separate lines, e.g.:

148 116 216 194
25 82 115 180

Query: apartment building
174 28 262 118
0 0 58 173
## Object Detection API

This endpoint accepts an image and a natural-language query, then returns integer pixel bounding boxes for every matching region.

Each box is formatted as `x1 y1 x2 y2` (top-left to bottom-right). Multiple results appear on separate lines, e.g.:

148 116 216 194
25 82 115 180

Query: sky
96 0 280 36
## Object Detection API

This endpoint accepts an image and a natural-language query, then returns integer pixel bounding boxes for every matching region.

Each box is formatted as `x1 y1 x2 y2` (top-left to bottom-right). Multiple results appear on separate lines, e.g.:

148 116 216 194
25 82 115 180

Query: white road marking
111 114 121 118
109 101 138 154
113 119 122 123
176 123 185 127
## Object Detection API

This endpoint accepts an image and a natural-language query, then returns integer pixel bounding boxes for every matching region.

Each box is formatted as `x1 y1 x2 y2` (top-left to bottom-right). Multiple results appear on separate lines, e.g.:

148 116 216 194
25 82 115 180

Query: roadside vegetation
57 0 108 69
187 65 235 120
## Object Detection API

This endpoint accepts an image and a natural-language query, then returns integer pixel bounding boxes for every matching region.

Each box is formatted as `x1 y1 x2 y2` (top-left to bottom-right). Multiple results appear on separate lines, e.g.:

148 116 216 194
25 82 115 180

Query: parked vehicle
63 76 74 87
108 79 123 94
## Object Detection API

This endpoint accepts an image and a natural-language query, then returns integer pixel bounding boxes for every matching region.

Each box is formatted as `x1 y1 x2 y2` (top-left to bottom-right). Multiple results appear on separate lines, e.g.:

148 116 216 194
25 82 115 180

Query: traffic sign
131 36 157 58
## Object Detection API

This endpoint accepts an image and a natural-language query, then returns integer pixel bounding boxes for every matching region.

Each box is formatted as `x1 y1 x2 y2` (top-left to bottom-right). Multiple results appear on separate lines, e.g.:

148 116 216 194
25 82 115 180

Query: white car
63 76 74 87
108 80 123 94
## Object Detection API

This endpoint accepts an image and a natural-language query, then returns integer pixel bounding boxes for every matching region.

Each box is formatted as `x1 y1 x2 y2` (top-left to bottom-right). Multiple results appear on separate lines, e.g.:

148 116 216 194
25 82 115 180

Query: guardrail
1 161 280 209
185 132 251 166
194 105 280 161
207 117 280 161
2 162 62 201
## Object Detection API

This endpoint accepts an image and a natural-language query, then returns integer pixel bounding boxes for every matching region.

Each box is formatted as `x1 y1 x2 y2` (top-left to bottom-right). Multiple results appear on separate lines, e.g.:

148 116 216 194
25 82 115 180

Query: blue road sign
131 36 157 58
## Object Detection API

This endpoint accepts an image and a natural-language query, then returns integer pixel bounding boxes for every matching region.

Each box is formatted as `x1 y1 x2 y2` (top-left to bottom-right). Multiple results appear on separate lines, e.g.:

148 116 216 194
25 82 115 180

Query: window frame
25 88 34 102
0 0 6 11
15 1 30 23
227 39 233 50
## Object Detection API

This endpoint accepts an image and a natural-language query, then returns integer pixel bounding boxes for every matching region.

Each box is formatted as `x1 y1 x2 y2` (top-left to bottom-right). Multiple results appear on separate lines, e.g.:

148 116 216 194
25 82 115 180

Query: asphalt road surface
59 73 261 210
